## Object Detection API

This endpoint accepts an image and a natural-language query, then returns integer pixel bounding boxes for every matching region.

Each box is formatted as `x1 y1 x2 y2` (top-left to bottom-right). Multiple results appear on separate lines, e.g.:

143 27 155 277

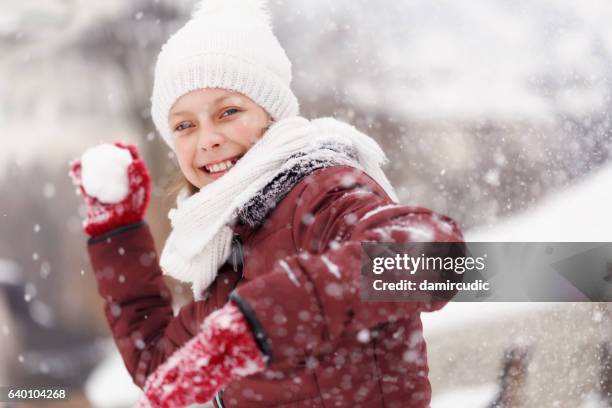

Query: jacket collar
228 218 253 240
230 156 342 240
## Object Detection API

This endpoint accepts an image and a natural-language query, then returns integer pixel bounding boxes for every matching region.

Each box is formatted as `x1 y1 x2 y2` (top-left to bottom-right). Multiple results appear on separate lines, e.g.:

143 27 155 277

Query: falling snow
1 1 611 407
356 329 371 343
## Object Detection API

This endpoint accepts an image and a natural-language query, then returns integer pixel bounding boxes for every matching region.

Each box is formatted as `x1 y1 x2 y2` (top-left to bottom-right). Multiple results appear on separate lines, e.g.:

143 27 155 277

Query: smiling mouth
200 155 243 175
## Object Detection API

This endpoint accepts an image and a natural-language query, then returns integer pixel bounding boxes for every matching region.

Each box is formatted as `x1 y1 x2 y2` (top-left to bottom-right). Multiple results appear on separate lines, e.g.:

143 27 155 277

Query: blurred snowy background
1 0 611 407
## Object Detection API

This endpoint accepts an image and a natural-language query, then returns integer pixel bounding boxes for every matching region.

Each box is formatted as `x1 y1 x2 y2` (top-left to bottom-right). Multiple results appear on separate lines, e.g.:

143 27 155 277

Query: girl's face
169 88 271 189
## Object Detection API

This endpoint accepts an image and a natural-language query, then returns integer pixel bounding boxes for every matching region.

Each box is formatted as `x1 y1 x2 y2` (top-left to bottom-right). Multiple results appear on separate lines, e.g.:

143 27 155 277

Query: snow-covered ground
84 343 142 408
430 383 498 408
85 346 214 408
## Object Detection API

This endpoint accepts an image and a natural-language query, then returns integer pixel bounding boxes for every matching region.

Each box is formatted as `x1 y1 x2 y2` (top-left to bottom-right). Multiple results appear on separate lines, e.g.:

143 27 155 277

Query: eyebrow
170 94 242 117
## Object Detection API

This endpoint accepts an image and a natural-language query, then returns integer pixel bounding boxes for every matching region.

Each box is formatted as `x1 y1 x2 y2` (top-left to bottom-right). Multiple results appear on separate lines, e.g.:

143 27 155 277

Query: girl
70 1 464 407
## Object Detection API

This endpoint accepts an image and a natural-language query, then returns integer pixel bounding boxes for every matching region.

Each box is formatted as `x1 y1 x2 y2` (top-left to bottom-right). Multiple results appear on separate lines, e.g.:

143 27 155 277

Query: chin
186 176 204 190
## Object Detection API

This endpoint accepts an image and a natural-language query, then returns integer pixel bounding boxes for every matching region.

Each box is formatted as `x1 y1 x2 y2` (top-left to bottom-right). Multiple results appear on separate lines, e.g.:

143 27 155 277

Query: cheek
234 116 267 145
174 143 195 171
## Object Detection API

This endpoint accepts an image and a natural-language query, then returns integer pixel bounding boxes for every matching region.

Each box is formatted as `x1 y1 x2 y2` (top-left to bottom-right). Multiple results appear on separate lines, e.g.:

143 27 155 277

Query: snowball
81 144 133 204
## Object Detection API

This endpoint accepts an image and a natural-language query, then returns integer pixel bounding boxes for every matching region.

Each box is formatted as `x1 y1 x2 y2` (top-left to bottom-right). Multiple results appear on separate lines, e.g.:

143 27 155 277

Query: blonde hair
164 171 199 207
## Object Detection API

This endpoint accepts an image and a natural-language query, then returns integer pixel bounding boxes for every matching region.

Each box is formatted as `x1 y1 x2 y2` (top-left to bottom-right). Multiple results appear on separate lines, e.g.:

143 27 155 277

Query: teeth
205 158 237 173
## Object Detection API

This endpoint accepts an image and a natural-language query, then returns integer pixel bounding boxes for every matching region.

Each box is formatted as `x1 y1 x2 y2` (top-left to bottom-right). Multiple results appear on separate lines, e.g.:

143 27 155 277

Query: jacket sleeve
230 166 465 365
87 222 238 388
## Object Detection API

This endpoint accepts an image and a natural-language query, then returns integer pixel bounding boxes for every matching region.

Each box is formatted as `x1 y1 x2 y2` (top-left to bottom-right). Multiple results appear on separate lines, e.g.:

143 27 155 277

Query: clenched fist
69 141 151 238
135 302 266 408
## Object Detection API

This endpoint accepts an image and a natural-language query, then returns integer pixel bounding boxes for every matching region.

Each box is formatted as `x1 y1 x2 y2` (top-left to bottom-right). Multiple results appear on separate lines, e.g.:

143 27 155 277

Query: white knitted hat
150 0 300 149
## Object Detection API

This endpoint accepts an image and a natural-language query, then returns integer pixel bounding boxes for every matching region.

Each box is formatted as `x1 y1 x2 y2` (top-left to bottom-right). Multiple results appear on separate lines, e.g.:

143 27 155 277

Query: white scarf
160 116 399 299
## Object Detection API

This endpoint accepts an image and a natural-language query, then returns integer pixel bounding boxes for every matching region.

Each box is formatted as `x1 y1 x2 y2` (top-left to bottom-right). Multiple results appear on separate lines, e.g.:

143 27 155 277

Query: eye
220 108 240 118
174 121 193 132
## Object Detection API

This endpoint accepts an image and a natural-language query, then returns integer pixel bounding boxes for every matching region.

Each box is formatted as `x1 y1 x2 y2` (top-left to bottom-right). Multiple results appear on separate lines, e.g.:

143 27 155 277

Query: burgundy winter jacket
87 165 465 408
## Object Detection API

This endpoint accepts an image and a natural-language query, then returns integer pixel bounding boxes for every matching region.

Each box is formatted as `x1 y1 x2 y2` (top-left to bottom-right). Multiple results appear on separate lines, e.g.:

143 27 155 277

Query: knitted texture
69 142 150 238
135 302 265 408
150 0 299 149
159 116 399 299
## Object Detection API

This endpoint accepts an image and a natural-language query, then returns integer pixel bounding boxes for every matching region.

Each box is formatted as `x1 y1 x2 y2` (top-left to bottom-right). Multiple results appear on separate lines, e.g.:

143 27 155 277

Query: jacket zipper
231 234 244 278
215 389 225 408
214 236 242 408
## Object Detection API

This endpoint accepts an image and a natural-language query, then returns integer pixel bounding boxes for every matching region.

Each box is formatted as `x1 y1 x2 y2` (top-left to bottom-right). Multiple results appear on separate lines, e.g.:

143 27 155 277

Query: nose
196 125 225 151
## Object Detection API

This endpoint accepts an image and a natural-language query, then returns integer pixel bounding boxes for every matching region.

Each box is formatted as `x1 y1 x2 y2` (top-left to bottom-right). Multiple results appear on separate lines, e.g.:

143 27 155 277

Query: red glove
135 302 266 408
69 141 151 238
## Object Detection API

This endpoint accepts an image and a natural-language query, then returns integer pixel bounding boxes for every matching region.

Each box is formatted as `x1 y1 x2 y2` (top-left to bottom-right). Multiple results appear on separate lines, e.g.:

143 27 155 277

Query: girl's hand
135 302 266 408
69 141 151 238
